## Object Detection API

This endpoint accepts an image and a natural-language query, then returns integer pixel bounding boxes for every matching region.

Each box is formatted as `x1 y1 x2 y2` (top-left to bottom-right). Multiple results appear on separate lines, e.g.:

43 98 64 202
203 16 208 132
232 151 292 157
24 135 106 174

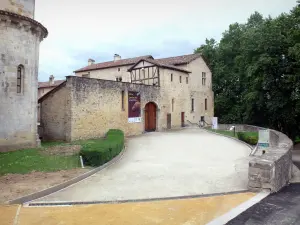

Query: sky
35 0 297 81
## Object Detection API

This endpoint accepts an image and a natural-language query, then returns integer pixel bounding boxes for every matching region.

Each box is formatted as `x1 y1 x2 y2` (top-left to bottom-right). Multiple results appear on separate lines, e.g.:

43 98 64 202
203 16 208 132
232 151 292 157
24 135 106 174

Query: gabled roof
156 53 202 65
38 81 67 103
74 55 154 73
38 80 65 88
128 58 191 74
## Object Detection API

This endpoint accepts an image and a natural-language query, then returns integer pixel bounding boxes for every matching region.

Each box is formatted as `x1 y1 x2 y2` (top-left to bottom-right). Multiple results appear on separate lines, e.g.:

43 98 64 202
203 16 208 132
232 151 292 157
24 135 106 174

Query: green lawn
295 136 300 144
205 127 258 145
205 128 238 137
0 129 124 176
0 147 80 176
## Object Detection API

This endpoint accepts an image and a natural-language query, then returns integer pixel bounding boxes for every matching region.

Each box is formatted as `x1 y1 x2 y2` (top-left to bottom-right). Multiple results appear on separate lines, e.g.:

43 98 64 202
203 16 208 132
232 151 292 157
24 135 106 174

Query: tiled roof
155 53 201 65
128 58 191 73
38 81 67 102
38 80 65 88
74 55 154 73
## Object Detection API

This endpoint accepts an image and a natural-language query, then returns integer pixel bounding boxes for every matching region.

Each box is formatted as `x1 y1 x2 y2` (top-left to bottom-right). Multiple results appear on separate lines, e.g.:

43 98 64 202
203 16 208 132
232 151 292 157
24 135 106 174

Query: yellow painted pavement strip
1 192 255 225
0 205 19 225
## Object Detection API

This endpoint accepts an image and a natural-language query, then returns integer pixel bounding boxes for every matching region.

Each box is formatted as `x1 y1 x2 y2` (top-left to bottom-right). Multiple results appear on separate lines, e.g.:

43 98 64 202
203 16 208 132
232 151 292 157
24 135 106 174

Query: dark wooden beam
132 77 158 82
148 67 150 85
131 65 156 71
158 67 160 86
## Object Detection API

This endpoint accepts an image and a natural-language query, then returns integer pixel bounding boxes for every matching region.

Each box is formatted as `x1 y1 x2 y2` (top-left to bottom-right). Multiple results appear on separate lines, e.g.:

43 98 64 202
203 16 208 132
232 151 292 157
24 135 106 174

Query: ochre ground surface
0 192 255 225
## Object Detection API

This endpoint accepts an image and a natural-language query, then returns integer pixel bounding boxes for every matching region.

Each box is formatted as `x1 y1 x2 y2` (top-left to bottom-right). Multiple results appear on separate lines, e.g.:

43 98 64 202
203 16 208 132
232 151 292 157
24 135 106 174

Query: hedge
79 129 124 167
237 131 258 145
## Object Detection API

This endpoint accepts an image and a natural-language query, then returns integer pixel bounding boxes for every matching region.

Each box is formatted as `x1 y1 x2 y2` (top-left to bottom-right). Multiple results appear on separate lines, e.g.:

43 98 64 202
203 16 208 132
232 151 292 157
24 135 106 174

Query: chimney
88 58 95 66
114 54 121 62
49 75 55 85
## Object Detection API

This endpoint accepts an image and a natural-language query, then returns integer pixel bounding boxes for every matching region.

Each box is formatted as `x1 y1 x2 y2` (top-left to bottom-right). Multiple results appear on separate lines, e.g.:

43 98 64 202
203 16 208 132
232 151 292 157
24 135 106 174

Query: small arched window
17 65 24 93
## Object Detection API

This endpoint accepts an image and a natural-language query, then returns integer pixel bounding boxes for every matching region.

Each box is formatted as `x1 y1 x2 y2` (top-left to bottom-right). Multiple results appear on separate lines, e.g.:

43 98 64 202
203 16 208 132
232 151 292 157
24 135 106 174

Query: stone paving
31 129 251 203
226 183 300 225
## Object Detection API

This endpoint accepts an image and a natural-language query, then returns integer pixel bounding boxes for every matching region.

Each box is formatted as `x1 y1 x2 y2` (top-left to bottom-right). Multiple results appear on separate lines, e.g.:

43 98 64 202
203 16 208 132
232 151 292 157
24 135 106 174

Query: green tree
195 2 300 140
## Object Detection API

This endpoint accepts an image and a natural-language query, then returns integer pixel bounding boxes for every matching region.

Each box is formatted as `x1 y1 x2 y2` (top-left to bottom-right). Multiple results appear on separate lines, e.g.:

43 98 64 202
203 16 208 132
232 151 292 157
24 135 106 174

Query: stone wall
216 124 293 192
38 86 54 99
39 76 162 141
0 12 46 151
0 0 35 19
177 57 214 124
39 82 71 141
75 65 132 82
69 76 161 141
159 68 190 129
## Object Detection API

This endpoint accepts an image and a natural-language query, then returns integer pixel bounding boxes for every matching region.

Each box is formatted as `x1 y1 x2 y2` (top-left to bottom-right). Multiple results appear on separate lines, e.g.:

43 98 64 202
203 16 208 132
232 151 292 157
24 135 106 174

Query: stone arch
144 101 158 132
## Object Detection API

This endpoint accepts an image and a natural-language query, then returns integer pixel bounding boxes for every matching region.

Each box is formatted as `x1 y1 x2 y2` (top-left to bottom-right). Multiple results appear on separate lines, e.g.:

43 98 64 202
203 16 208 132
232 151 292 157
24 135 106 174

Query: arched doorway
145 102 157 132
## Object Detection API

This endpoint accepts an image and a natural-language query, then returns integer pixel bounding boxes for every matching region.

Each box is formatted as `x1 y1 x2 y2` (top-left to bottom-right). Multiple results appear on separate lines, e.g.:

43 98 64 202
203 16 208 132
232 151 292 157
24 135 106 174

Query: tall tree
195 2 300 140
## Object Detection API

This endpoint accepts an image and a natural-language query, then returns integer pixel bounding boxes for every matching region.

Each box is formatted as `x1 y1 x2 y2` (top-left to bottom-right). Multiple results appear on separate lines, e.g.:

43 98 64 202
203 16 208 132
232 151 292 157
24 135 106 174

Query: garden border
201 127 254 151
8 145 127 205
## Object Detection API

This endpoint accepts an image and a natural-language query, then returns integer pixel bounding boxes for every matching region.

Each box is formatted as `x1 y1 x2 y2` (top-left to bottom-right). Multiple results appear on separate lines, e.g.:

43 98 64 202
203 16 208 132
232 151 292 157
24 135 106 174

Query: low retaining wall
216 124 293 193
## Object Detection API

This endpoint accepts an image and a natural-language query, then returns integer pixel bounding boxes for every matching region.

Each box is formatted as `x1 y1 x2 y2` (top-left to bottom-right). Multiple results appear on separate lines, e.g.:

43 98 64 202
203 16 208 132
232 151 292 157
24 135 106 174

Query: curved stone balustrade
217 124 293 193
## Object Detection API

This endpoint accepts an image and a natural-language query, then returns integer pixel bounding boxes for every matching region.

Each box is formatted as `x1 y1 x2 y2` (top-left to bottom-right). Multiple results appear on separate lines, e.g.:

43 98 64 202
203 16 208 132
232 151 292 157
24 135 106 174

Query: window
186 77 188 84
205 98 208 110
179 76 182 83
17 65 23 93
121 91 125 110
171 73 173 82
82 73 90 78
116 76 122 82
191 98 194 112
202 72 206 86
118 68 120 72
172 98 174 112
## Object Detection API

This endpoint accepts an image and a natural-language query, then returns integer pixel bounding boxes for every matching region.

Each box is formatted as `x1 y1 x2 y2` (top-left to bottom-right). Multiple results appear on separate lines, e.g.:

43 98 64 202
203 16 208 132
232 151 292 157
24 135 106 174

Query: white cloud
35 0 297 81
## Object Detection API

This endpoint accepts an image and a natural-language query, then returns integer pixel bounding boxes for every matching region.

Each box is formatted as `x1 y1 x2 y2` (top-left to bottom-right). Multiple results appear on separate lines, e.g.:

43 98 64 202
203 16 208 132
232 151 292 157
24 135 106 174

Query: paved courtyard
31 129 251 203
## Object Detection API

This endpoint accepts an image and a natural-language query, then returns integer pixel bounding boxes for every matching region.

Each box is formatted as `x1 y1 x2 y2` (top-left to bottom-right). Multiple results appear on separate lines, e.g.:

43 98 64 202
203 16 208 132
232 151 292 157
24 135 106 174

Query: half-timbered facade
74 53 214 129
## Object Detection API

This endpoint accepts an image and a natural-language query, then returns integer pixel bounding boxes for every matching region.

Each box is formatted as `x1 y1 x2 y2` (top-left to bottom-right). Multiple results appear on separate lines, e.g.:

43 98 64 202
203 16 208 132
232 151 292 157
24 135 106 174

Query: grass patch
0 129 125 175
205 127 258 145
205 128 237 137
295 136 300 144
41 141 67 148
0 148 80 176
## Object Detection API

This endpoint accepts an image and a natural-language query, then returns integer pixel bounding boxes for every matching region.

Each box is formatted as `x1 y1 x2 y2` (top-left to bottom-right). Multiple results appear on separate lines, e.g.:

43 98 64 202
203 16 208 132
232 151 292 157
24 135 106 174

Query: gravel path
31 129 251 203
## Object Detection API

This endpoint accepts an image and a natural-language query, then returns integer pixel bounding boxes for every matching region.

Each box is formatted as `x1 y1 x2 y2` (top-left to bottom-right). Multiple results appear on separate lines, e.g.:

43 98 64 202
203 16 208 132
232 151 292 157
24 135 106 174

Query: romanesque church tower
0 0 48 151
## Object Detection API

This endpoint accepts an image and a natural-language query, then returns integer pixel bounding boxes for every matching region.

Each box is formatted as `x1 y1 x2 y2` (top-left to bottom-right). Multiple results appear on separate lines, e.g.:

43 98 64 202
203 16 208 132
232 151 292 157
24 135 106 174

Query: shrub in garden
237 132 258 145
80 129 124 167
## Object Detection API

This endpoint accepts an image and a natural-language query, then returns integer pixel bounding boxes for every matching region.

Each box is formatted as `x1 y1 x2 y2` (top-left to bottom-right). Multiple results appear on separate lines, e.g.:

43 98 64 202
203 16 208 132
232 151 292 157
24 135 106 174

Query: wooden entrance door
181 112 185 127
145 102 157 132
167 113 171 129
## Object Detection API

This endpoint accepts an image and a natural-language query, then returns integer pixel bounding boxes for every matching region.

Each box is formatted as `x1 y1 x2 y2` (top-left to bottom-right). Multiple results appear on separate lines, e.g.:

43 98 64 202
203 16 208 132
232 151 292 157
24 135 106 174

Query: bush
237 132 258 145
80 129 124 167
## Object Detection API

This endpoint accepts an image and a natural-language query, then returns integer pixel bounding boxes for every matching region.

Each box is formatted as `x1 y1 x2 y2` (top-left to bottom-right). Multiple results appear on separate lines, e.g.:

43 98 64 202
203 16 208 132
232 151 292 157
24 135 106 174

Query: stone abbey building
0 1 214 147
39 54 214 141
0 0 47 151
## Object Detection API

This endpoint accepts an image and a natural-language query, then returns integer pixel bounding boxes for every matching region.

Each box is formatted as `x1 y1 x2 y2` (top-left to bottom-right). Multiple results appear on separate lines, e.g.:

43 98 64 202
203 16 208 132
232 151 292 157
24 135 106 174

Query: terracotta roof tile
74 55 154 73
38 80 65 88
155 53 201 65
128 58 191 73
